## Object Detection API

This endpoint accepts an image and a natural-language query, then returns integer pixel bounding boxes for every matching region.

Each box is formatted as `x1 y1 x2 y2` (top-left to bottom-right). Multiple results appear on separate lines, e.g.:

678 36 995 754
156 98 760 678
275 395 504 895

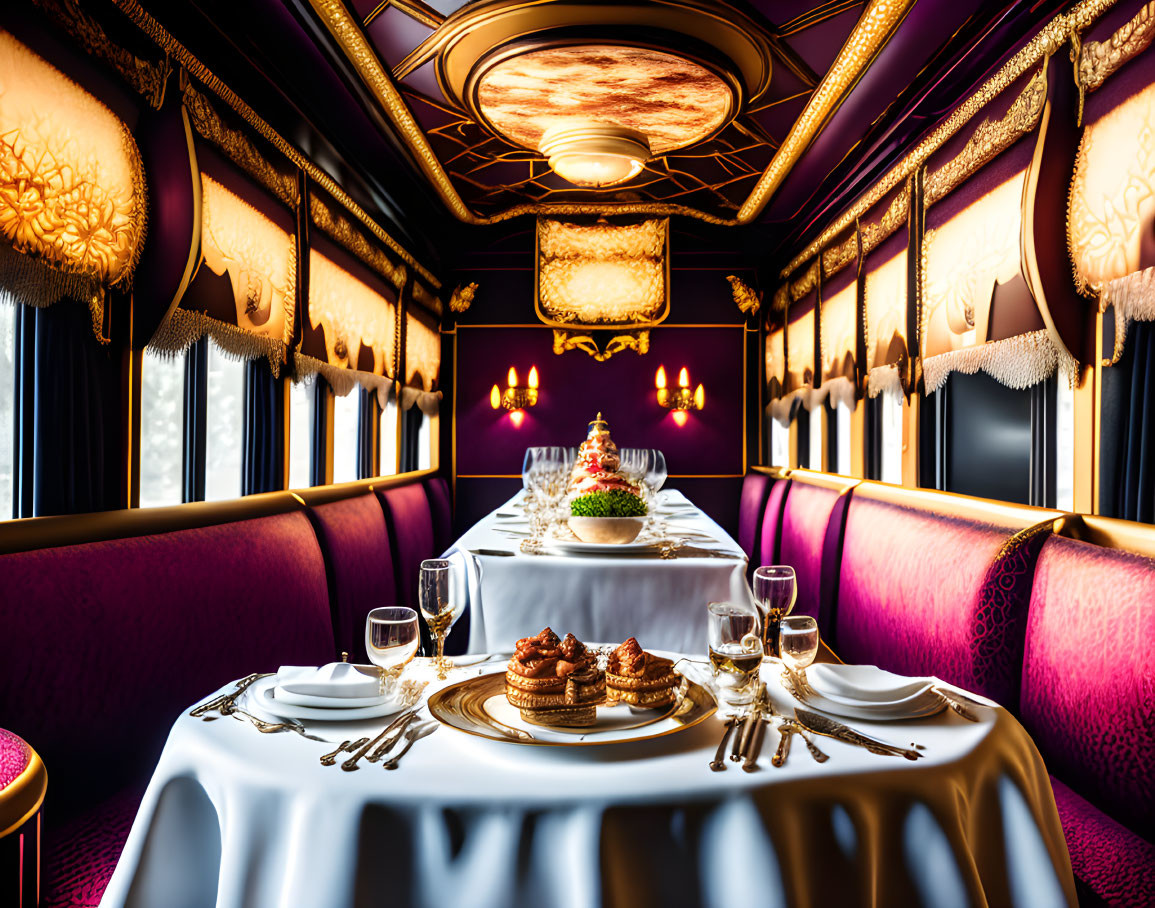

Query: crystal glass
644 449 668 495
779 615 819 672
365 607 419 691
707 601 763 707
753 565 797 658
419 559 459 679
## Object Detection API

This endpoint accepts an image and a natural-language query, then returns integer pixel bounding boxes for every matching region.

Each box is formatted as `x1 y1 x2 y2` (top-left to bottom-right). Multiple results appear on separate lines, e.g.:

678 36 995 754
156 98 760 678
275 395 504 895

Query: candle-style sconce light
491 366 539 426
655 365 704 426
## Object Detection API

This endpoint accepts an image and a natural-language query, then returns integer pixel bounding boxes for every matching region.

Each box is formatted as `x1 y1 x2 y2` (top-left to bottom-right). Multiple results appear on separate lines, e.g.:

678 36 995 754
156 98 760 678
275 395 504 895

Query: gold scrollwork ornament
552 329 650 361
726 275 761 317
449 281 478 314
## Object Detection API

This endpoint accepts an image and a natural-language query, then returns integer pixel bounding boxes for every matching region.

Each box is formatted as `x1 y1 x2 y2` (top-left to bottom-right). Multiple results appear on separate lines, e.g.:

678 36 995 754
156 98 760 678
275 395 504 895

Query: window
769 416 789 467
332 389 360 483
204 341 243 501
836 403 852 476
380 393 398 476
1056 377 1075 511
880 389 903 485
139 348 185 507
418 411 435 471
808 407 824 472
0 305 14 519
288 377 314 489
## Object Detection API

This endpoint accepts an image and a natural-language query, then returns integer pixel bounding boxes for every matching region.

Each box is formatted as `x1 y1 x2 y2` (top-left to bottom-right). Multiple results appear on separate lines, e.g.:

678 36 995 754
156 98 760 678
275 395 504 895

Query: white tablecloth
102 661 1076 908
448 490 753 654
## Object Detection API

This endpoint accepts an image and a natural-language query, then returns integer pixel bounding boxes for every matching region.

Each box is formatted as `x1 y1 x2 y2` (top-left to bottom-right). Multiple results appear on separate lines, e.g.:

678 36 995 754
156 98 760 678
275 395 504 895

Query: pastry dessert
606 638 680 708
568 414 647 543
569 414 640 498
505 629 606 727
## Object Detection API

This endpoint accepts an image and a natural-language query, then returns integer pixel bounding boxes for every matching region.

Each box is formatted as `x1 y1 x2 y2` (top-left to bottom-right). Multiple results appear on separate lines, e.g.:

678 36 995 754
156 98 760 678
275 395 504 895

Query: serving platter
543 537 660 554
428 670 715 746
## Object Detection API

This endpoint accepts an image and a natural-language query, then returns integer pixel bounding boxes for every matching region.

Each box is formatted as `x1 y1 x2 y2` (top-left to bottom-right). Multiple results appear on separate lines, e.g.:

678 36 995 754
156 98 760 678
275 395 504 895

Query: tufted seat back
777 471 858 626
835 484 1056 710
424 476 454 555
0 500 334 816
737 472 772 565
304 490 396 664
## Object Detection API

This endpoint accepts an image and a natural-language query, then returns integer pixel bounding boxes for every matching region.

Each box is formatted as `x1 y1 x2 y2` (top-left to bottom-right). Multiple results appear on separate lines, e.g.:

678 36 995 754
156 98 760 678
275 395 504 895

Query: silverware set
711 683 775 772
325 707 437 772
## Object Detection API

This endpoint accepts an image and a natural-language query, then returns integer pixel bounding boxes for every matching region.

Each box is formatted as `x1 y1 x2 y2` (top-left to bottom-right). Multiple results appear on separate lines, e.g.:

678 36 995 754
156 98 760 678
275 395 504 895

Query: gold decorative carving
1078 1 1155 93
790 260 819 301
0 33 148 341
31 0 171 109
860 180 910 255
183 84 299 210
308 192 406 290
783 0 1121 279
822 237 857 278
411 278 442 316
771 284 790 314
726 275 760 316
107 0 440 288
552 329 650 361
449 281 478 313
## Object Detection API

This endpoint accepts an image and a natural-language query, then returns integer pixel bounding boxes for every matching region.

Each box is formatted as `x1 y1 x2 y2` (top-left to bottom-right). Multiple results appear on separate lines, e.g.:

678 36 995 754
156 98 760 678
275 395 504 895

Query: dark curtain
400 405 422 473
242 359 284 495
357 389 375 479
16 300 121 516
183 337 207 502
311 379 329 487
1109 321 1155 523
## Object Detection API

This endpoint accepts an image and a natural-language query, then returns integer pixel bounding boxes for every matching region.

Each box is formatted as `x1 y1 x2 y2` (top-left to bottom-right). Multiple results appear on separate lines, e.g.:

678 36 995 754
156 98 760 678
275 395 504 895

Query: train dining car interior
0 0 1152 905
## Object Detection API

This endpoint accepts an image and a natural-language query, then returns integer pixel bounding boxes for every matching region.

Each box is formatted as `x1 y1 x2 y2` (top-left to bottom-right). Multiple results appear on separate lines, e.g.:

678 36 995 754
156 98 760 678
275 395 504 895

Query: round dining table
101 659 1076 908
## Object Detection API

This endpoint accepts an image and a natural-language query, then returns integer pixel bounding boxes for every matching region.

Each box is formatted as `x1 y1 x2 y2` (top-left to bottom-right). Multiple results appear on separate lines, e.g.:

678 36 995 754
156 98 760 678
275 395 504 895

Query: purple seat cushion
779 480 843 622
308 494 396 663
424 477 453 554
835 494 1050 709
1050 776 1155 908
1021 536 1155 841
737 473 771 562
756 478 790 567
0 512 333 814
41 786 143 908
377 483 435 609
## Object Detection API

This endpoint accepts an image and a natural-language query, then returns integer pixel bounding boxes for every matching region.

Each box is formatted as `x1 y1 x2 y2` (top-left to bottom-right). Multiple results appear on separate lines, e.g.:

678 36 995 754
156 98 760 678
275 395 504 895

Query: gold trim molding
309 191 406 290
106 0 441 289
449 281 477 313
726 275 761 316
552 329 650 361
782 0 1121 279
1078 1 1155 92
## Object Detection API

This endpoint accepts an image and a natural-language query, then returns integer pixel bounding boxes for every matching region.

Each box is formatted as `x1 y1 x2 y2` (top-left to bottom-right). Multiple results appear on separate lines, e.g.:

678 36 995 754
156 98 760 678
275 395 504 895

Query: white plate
544 538 660 554
272 686 391 709
808 664 933 705
251 676 408 721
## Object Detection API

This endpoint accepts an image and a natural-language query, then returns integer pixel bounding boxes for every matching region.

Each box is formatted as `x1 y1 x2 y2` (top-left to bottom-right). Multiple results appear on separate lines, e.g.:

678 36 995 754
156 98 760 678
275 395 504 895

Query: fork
382 722 438 770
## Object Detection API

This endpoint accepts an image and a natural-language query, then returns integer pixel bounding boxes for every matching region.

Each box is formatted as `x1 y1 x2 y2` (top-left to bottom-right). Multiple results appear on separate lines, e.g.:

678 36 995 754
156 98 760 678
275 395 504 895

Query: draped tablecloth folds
449 490 755 655
101 660 1076 908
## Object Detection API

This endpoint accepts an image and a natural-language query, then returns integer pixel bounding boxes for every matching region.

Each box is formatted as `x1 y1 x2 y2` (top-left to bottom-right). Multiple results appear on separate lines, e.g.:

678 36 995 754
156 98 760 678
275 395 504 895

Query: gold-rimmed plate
428 671 716 746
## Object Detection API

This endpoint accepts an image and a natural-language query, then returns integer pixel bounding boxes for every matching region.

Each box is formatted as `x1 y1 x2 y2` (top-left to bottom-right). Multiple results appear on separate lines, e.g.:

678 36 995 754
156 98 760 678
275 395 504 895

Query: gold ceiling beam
780 0 1123 278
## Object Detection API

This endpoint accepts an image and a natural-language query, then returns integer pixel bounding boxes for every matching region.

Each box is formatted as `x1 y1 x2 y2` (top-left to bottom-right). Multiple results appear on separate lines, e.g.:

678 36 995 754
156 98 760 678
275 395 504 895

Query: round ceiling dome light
539 123 650 187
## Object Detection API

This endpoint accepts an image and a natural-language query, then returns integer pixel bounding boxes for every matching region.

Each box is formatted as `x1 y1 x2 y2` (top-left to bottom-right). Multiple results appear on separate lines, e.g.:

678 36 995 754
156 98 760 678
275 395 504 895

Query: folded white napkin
807 664 932 704
276 663 380 700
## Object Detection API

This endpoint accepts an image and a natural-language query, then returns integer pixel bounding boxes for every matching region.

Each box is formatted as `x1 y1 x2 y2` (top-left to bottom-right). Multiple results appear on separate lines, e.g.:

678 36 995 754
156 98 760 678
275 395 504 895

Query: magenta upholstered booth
835 484 1057 710
424 476 454 554
756 474 791 568
302 486 396 664
1019 516 1155 907
777 471 859 626
0 494 334 907
737 471 772 564
377 482 436 609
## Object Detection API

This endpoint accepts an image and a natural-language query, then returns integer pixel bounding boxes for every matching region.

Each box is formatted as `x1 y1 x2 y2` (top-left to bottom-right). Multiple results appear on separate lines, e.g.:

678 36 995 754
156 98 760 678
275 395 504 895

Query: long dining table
448 489 754 654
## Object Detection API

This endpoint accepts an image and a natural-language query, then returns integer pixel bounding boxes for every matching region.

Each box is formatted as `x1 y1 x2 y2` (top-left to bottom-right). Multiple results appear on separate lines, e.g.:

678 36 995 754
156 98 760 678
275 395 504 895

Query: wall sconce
655 365 704 426
491 366 539 426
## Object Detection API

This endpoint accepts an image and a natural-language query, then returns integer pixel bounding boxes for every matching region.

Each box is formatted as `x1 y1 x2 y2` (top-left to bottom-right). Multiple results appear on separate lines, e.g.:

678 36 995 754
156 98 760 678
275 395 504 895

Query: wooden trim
849 479 1062 525
1073 312 1103 514
1055 513 1155 559
292 468 438 506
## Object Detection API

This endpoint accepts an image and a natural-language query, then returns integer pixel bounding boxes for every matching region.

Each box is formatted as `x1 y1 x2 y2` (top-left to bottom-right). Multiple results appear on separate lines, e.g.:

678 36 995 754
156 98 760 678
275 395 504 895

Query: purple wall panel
455 327 745 477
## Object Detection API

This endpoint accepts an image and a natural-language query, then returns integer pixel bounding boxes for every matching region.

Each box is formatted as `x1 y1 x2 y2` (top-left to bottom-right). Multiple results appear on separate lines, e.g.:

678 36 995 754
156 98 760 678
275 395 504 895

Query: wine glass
779 616 819 673
419 559 459 680
753 565 797 659
365 607 420 692
644 449 668 496
707 601 763 708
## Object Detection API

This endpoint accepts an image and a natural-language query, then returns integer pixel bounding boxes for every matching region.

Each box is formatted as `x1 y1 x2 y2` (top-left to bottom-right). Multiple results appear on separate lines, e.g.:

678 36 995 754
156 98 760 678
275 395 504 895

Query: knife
742 717 769 772
794 708 922 760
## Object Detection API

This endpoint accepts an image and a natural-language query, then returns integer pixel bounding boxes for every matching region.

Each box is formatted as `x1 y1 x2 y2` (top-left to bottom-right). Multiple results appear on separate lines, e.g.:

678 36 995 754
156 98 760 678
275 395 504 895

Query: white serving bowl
567 515 645 544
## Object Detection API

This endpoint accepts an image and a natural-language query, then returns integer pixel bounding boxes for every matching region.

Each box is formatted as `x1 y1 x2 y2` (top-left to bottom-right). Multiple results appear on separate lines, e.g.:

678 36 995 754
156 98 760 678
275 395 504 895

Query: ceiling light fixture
539 123 650 188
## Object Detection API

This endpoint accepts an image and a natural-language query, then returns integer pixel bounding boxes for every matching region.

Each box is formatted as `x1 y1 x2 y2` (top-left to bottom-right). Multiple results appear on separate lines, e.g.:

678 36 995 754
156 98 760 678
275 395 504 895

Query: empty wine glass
707 601 763 708
779 615 819 672
419 559 459 680
365 607 420 692
753 566 797 658
644 449 668 495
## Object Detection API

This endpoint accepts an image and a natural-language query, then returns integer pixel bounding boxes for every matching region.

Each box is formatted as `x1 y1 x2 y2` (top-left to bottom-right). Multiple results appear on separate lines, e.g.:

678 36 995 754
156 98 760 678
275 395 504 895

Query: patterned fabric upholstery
0 728 30 790
308 494 396 663
757 478 790 567
778 479 847 623
424 477 453 555
41 786 142 908
0 512 334 816
377 484 435 610
737 473 771 563
835 492 1051 709
1049 776 1155 908
1021 536 1155 843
